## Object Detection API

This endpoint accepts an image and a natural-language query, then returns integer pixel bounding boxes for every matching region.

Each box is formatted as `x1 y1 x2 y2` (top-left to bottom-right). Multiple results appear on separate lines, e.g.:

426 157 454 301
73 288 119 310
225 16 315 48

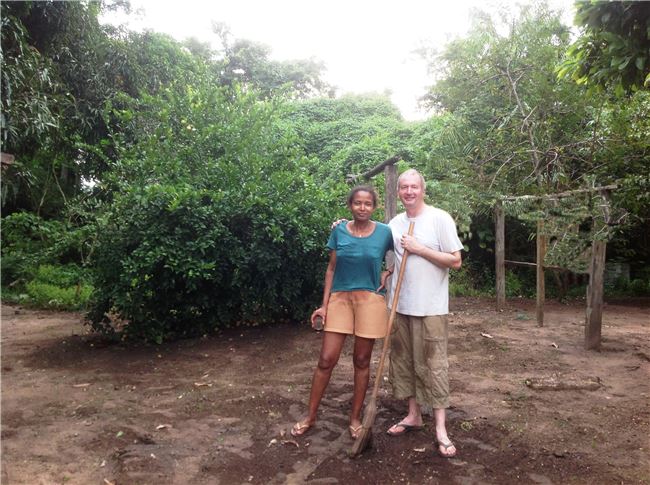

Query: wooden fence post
585 240 606 350
536 220 546 327
495 201 505 311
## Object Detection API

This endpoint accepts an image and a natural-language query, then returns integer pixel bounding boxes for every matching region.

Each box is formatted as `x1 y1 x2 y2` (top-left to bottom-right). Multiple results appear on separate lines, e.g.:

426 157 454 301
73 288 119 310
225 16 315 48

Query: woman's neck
351 219 372 229
348 219 374 237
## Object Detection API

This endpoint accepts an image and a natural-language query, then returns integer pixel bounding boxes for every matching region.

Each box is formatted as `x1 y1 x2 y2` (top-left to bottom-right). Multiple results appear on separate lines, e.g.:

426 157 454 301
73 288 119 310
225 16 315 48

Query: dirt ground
1 297 649 485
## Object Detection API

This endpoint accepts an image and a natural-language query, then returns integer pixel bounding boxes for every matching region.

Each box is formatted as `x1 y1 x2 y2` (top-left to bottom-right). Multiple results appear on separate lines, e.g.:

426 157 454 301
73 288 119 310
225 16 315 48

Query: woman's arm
311 250 336 324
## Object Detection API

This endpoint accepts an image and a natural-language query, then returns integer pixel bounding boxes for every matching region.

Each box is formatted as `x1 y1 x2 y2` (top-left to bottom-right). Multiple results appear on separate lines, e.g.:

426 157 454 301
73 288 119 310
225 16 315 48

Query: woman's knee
353 352 371 370
317 353 339 371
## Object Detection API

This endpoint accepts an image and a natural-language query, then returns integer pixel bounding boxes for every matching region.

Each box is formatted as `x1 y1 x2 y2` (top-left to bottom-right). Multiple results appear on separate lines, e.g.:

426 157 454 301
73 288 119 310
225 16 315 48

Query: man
385 168 463 458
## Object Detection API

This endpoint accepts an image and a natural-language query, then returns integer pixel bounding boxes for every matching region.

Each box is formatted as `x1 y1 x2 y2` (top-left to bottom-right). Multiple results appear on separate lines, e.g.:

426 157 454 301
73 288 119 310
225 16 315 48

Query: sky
101 0 575 120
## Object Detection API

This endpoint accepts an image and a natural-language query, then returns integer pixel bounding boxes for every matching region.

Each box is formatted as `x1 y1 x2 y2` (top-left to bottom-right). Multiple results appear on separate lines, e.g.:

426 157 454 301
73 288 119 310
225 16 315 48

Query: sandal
386 422 424 436
291 421 313 437
349 424 363 439
436 438 457 458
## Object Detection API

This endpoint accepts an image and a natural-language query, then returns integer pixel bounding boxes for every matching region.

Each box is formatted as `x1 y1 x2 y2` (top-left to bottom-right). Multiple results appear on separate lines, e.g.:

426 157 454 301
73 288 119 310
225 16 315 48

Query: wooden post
536 220 546 327
495 201 505 311
585 240 606 350
384 164 397 223
384 164 398 271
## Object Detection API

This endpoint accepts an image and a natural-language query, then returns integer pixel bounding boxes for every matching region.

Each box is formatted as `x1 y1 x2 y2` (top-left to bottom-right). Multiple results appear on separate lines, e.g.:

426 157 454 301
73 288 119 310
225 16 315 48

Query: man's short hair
397 168 426 191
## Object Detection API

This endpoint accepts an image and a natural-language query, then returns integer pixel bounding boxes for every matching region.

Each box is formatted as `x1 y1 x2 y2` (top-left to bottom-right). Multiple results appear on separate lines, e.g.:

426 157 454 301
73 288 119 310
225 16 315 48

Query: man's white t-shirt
388 206 464 316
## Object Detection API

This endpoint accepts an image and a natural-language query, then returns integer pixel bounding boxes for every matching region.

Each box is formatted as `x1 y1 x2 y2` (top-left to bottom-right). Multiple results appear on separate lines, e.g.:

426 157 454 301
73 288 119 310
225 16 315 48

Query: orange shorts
325 290 389 339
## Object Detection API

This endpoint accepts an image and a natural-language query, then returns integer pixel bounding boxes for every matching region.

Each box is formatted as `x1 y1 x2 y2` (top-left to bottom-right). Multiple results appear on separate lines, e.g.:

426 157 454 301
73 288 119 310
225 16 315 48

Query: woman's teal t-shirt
327 221 393 294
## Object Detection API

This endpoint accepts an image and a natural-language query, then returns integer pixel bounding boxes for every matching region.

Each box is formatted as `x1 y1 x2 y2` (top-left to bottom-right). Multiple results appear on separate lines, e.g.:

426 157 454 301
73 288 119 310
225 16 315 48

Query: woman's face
349 190 376 222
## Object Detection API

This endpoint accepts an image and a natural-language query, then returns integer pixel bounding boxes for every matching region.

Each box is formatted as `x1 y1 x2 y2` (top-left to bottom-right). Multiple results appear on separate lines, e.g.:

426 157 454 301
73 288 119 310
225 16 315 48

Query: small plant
460 420 473 431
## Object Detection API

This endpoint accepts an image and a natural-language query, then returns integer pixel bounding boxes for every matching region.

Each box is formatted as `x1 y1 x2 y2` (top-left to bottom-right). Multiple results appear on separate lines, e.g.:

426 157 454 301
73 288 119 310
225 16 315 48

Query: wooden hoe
350 221 414 457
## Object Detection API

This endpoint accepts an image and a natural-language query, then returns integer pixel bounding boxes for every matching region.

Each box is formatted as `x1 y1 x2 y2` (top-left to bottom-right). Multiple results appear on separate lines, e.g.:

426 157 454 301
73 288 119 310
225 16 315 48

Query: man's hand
400 234 426 255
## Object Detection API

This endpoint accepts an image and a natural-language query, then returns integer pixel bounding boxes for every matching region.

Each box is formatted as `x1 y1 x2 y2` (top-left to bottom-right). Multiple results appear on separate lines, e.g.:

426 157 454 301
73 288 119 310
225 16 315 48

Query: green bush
1 211 94 286
3 264 93 310
26 281 92 310
88 80 344 342
449 261 490 297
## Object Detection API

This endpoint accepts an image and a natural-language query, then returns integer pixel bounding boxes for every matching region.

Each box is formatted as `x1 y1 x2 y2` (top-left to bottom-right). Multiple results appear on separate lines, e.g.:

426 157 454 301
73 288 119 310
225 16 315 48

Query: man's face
398 173 425 210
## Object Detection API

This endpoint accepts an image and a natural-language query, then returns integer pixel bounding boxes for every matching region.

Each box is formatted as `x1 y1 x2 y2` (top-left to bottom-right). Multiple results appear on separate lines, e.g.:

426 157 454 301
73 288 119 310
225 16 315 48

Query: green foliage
89 78 343 342
449 262 489 297
214 25 332 99
505 269 535 298
1 211 95 287
23 264 92 310
558 1 650 94
288 94 406 177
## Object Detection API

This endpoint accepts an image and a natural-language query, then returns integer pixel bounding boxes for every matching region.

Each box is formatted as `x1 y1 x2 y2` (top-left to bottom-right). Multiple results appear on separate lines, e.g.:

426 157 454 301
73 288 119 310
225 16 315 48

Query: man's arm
399 235 462 270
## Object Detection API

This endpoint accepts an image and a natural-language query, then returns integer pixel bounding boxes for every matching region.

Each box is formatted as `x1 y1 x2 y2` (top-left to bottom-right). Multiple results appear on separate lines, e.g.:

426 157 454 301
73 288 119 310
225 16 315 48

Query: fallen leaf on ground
551 343 558 348
104 480 115 485
73 383 91 388
413 448 426 452
194 381 212 387
156 424 172 430
268 438 277 447
481 333 494 339
281 439 299 447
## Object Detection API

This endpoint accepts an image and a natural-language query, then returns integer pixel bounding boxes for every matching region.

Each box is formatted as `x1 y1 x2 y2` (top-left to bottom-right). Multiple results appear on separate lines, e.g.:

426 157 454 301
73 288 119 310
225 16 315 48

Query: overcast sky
101 0 575 120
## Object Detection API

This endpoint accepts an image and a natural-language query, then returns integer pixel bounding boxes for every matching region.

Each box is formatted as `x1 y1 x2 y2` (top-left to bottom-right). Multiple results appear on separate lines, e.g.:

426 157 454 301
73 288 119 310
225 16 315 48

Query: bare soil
2 297 649 485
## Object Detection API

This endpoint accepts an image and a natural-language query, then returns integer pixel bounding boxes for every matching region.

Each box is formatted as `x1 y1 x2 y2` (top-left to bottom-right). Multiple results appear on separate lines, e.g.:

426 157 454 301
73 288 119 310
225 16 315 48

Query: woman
291 185 394 439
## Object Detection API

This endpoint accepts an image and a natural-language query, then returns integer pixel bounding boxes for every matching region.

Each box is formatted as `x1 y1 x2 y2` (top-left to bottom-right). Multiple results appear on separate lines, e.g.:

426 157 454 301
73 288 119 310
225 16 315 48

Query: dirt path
2 298 649 484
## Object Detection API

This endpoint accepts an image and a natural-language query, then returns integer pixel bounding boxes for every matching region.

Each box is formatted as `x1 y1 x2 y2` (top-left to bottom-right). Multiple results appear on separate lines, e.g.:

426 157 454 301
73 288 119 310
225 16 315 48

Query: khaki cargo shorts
388 313 449 409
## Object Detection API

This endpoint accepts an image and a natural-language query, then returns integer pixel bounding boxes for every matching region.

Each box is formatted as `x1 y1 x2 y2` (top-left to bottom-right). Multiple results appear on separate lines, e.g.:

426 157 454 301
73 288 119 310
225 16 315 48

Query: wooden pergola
494 185 618 351
348 157 618 351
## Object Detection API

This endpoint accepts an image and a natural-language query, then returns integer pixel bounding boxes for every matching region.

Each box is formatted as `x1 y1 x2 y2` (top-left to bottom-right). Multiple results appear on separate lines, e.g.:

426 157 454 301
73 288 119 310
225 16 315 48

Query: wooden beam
503 260 584 272
495 202 505 311
536 220 546 327
501 184 618 202
1 152 15 168
346 155 400 183
585 240 606 350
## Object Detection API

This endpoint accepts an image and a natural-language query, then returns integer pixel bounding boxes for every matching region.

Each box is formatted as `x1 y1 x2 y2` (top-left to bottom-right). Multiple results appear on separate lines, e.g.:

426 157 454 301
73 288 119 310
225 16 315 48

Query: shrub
88 80 345 342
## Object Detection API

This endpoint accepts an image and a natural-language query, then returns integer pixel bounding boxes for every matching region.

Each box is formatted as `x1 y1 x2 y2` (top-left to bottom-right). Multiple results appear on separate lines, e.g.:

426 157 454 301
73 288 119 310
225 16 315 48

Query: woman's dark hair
347 185 379 208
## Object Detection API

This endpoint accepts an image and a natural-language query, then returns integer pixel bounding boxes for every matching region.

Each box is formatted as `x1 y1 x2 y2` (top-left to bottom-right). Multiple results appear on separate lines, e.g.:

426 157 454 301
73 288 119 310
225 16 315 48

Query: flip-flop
436 438 457 458
349 424 363 439
386 422 424 436
291 421 313 437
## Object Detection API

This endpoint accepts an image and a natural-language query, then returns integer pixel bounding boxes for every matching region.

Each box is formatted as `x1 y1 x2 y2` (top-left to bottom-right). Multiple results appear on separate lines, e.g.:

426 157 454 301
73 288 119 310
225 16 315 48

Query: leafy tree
287 94 408 181
420 4 590 196
558 0 650 94
417 2 650 288
213 23 332 99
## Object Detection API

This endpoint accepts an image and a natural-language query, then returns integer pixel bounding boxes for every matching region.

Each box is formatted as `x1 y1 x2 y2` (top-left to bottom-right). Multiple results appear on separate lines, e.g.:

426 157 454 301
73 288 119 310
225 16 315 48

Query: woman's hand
311 307 326 329
377 269 393 291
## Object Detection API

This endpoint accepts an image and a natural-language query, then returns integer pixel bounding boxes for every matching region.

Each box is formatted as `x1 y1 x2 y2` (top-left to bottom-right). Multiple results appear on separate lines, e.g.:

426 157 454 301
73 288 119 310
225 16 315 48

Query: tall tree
213 23 332 99
558 0 650 94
